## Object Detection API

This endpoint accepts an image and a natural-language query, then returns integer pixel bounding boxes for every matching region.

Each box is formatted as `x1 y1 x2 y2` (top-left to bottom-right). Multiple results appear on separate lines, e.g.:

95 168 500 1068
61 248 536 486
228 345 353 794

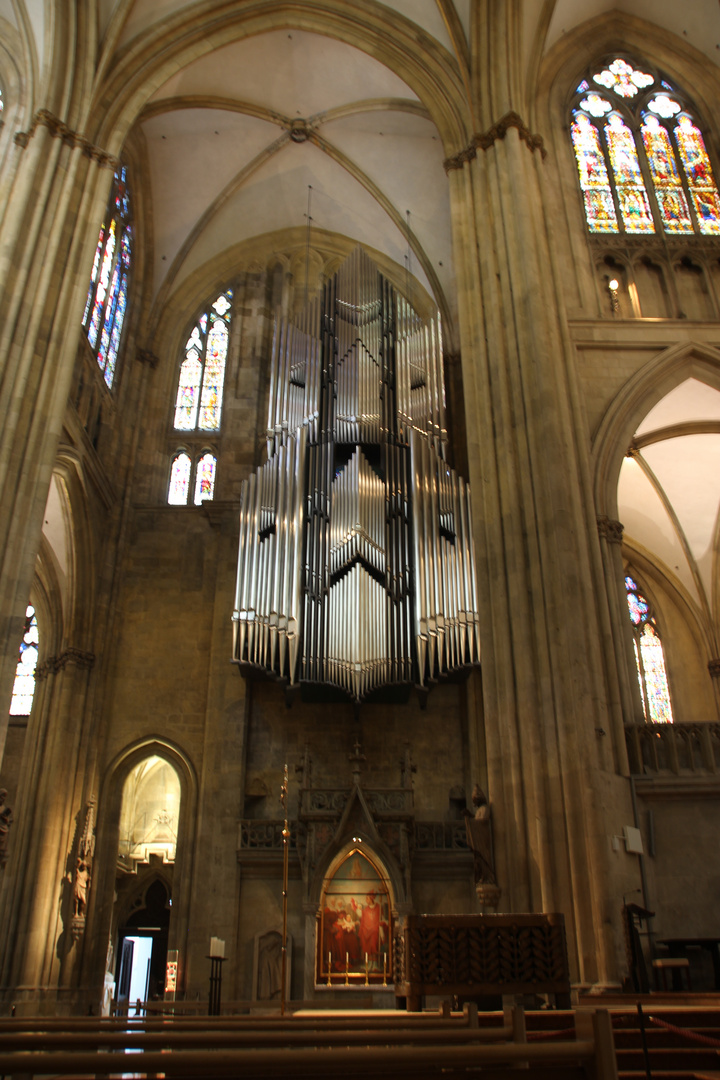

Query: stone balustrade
625 723 720 776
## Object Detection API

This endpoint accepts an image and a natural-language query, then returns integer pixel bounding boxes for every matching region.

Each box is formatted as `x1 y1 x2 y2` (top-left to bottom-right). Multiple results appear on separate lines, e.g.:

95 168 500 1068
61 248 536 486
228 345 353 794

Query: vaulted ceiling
3 1 719 633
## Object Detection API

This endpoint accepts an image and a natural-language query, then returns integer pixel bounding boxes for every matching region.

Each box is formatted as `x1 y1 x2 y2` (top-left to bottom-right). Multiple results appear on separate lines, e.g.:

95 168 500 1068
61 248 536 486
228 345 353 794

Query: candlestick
345 951 349 986
383 952 387 987
364 952 369 986
327 950 332 986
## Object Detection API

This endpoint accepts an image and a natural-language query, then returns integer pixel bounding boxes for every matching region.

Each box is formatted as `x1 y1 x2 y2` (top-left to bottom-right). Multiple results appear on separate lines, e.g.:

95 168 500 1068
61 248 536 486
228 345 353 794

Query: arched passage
593 343 720 728
86 738 197 1005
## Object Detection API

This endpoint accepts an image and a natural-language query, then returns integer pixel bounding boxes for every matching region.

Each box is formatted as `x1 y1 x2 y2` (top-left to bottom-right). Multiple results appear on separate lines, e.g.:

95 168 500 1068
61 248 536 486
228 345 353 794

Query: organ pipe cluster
233 248 480 701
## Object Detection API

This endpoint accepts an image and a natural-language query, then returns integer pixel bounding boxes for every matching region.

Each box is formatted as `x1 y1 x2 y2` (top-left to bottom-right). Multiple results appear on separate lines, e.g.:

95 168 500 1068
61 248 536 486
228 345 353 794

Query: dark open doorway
116 878 170 1008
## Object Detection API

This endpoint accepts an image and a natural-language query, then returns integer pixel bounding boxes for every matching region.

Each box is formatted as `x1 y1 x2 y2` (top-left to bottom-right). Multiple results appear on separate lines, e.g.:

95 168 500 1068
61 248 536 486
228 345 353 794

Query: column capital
36 648 95 680
444 111 546 172
136 348 159 368
597 516 624 544
14 109 119 169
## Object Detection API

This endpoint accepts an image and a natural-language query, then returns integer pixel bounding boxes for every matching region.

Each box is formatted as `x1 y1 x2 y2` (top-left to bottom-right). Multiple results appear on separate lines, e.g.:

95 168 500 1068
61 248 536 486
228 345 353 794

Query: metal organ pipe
233 247 480 701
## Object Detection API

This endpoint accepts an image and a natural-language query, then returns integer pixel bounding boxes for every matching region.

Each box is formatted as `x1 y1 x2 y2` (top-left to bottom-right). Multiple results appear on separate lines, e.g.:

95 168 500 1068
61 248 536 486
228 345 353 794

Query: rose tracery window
571 58 720 237
625 574 674 724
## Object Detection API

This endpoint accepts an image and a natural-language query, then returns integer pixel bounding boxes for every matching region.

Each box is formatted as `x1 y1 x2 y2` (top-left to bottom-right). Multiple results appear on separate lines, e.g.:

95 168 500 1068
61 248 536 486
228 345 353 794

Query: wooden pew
0 1006 618 1079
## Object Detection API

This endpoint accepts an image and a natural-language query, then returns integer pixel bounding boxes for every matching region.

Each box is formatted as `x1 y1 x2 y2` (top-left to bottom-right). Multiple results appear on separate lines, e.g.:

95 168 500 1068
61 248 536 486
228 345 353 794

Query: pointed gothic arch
315 842 395 986
592 341 720 517
85 738 198 1004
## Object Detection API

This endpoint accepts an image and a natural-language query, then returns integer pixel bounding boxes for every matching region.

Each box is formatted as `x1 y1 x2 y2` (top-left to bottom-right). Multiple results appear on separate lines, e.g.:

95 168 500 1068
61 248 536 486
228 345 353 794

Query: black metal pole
208 956 226 1017
636 1001 652 1080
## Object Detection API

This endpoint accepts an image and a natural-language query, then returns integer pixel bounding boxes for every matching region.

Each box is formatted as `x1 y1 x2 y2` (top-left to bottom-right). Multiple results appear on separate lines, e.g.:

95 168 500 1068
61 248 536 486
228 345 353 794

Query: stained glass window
570 113 618 233
168 450 218 506
571 57 720 238
173 290 232 431
193 453 217 505
641 115 693 233
604 113 654 233
625 574 673 724
82 167 132 388
168 452 191 505
9 606 38 717
674 115 720 235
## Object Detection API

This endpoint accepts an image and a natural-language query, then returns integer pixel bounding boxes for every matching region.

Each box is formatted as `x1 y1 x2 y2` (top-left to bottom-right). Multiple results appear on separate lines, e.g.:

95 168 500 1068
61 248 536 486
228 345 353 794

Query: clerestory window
625 574 673 724
173 291 232 432
82 166 133 389
571 57 720 237
166 289 232 505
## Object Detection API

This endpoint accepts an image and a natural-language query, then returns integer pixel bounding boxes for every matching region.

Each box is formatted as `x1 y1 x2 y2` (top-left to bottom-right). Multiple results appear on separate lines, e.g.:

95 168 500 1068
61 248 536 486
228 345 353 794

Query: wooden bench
0 1006 618 1079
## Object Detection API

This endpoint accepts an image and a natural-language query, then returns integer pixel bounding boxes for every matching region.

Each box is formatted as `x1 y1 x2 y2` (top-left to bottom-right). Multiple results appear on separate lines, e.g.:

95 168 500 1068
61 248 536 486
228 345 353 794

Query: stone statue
0 790 13 867
463 785 496 886
73 857 90 916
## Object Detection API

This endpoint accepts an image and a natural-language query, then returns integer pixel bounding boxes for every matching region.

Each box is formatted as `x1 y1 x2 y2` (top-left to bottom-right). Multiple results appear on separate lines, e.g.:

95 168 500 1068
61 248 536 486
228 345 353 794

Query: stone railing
237 819 469 856
625 723 720 776
414 822 469 851
238 820 303 850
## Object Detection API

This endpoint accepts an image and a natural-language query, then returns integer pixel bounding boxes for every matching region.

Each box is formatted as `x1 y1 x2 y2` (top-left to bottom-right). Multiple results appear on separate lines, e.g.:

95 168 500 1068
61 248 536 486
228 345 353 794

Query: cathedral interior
0 0 719 1015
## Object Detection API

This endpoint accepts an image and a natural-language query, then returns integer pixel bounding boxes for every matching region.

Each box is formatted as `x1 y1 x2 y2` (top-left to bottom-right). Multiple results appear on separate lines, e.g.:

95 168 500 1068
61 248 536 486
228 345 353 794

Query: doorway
116 878 170 1008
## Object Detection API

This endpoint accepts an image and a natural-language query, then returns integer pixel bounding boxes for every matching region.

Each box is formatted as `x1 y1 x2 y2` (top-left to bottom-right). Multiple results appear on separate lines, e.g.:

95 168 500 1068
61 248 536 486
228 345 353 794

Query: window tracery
571 58 720 237
625 574 674 724
173 291 232 432
82 166 133 389
9 605 38 716
168 449 217 506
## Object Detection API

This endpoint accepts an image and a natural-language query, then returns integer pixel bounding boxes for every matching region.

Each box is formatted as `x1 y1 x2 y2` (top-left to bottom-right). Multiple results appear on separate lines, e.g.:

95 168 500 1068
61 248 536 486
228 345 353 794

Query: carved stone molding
36 648 96 680
708 658 720 679
444 111 546 172
597 515 624 544
136 348 159 368
15 109 119 169
70 914 86 941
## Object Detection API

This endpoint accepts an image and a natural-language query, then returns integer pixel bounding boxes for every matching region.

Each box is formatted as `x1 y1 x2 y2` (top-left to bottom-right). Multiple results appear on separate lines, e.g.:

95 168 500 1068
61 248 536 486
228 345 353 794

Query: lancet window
9 605 38 716
168 449 217 506
571 58 720 236
173 291 232 432
82 166 133 388
625 574 673 724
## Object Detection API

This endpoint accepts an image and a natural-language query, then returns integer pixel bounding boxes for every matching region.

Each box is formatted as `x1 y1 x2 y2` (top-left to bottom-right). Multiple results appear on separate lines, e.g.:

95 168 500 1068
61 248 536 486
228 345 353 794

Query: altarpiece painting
317 849 392 985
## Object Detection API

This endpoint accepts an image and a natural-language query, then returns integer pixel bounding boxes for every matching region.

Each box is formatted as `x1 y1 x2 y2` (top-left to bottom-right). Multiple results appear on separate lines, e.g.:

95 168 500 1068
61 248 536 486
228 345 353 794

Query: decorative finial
348 739 366 785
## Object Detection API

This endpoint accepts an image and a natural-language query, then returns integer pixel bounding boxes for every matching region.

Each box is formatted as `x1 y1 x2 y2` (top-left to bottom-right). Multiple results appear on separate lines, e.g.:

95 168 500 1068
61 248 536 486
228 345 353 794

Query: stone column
442 1 635 986
597 516 643 738
0 120 116 765
0 647 96 1011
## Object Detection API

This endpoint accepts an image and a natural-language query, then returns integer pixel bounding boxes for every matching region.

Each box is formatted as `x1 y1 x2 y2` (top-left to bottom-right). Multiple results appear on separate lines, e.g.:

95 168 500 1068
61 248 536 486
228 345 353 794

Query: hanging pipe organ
232 248 480 702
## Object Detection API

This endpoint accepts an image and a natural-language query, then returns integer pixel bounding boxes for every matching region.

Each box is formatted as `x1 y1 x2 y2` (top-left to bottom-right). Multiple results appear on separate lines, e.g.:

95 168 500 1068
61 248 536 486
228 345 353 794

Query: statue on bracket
463 785 501 909
70 798 96 939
